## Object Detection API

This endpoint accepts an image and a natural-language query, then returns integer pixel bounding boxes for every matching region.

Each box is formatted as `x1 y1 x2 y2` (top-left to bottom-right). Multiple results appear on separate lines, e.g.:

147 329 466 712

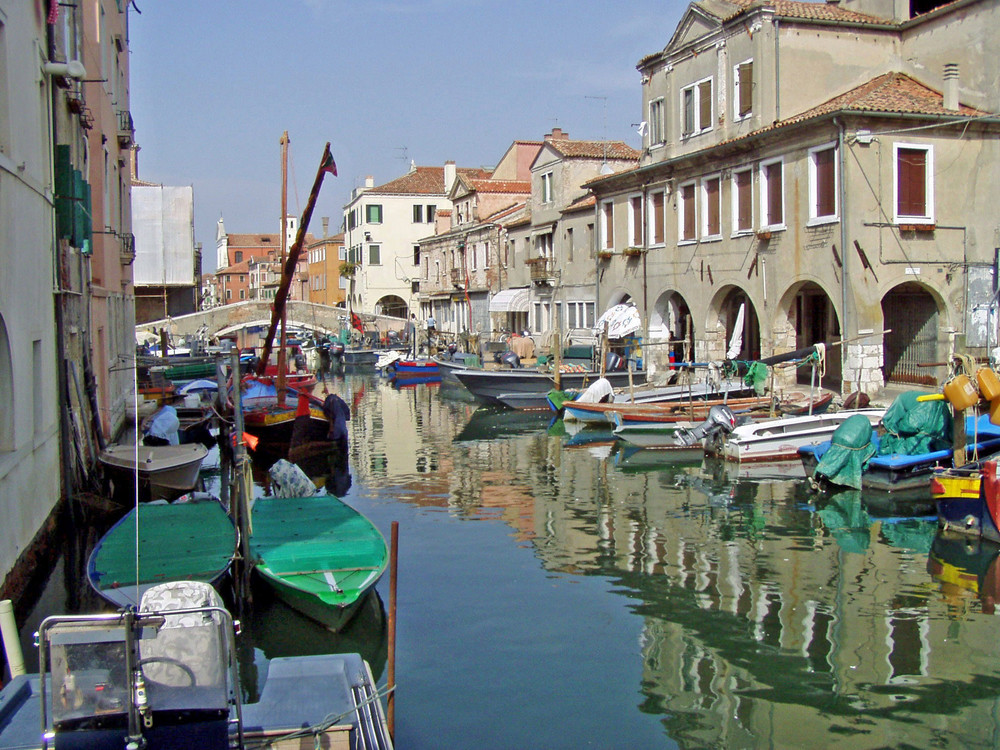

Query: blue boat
0 581 393 749
800 413 1000 510
937 459 1000 543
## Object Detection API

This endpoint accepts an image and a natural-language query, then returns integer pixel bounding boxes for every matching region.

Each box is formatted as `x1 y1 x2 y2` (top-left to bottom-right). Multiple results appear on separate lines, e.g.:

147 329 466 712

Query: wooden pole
277 132 289 407
954 408 967 469
387 521 399 741
257 142 334 376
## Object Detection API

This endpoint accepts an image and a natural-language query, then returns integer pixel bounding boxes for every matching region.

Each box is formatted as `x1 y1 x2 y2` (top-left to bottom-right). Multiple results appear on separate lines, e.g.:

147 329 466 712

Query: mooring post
387 520 399 741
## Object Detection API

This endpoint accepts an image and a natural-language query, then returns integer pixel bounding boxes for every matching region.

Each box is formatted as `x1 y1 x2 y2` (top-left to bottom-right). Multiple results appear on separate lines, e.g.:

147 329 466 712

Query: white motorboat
99 442 209 501
722 408 886 464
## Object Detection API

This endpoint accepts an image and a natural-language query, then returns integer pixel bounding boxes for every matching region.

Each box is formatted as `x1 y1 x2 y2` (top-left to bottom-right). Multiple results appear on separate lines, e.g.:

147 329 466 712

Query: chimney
365 175 374 188
322 216 329 237
943 63 959 111
545 128 569 141
444 160 456 191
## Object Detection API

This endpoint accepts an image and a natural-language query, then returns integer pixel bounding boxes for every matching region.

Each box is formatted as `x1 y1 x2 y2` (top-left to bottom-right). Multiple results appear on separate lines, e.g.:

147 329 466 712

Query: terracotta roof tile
563 194 596 213
372 165 491 195
546 140 641 160
469 179 531 194
723 0 890 25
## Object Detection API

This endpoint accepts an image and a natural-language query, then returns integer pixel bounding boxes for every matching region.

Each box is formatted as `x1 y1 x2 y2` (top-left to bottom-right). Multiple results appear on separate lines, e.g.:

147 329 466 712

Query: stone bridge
137 300 408 348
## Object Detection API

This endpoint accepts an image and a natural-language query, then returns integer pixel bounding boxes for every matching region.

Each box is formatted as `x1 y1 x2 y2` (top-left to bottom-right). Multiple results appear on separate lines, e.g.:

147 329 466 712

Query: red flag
351 312 364 332
321 151 338 176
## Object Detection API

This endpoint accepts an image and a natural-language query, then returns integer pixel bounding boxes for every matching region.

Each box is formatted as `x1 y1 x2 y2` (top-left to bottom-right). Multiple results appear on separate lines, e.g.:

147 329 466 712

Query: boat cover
813 414 877 490
577 378 614 403
269 458 317 498
878 390 952 456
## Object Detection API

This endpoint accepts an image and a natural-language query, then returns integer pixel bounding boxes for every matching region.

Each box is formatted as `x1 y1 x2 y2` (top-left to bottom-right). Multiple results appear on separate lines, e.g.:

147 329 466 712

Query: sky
128 0 687 272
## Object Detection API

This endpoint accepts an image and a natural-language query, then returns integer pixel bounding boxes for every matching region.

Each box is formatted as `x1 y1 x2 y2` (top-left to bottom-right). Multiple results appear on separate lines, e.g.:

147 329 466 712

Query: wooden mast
256 141 334 378
276 131 289 406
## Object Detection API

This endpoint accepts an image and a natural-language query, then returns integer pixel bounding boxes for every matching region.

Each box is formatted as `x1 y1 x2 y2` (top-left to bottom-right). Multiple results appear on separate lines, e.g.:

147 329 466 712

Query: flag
351 312 364 332
47 0 59 24
321 151 338 176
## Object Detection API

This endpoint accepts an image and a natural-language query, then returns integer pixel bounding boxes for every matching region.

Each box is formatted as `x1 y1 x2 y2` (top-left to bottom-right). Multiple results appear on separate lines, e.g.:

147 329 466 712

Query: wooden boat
937 459 1000 542
562 380 762 424
432 352 481 383
0 580 393 749
240 377 330 444
87 496 236 608
455 367 647 409
388 358 440 380
800 414 1000 506
99 442 209 501
722 408 885 464
604 395 773 426
250 493 389 631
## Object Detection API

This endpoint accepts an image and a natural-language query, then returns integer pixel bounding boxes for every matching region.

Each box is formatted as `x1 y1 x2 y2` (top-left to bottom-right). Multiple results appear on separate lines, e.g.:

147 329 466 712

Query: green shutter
55 145 73 239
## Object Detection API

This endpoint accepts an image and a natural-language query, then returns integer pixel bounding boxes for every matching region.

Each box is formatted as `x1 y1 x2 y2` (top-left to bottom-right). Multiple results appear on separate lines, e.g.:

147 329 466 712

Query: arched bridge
138 300 407 346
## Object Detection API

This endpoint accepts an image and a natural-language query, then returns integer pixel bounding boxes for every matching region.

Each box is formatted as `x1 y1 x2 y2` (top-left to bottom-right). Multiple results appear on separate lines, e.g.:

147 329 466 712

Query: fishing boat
603 394 775 427
387 358 440 381
0 580 393 749
561 378 764 423
722 408 886 464
937 459 1000 542
240 377 330 445
432 352 481 383
800 412 1000 507
87 496 236 608
99 443 209 502
250 493 389 631
455 367 647 410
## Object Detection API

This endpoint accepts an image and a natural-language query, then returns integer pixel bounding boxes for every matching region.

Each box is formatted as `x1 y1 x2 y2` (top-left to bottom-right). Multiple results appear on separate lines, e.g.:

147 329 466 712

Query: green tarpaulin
814 413 877 490
878 390 952 456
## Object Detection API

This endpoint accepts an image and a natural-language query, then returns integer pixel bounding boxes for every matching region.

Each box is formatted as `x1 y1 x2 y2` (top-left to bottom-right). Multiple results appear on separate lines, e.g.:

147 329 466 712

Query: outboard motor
499 350 521 369
448 342 458 357
673 405 737 449
330 342 345 358
605 352 624 371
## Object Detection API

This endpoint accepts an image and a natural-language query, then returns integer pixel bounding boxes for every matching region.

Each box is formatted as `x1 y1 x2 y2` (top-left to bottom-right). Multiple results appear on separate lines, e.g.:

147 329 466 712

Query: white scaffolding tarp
133 185 196 286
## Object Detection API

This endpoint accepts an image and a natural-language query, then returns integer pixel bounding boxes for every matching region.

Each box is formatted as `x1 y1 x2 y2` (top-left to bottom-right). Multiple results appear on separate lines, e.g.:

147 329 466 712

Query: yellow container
944 374 979 411
991 397 1000 426
978 367 1000 401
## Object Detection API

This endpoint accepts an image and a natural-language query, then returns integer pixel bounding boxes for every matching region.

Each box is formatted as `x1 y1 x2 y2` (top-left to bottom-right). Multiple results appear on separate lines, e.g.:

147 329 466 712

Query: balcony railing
119 232 135 265
118 110 134 148
526 256 556 284
450 267 465 288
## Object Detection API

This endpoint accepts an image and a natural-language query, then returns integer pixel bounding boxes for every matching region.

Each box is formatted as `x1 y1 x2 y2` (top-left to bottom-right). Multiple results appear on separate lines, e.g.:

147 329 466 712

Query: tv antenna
585 95 612 173
393 146 409 161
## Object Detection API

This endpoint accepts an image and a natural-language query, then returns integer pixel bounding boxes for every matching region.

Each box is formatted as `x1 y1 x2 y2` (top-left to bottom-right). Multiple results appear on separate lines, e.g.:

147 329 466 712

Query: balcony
450 267 465 288
119 232 135 265
526 256 557 284
118 110 135 148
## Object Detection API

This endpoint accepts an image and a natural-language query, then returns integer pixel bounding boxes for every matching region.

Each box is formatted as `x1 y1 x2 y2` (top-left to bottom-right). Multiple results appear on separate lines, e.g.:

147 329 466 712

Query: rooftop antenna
393 146 409 161
586 95 613 174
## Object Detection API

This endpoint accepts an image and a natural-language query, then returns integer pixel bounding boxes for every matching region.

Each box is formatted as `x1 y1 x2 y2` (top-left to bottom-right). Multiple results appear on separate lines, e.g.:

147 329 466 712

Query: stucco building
588 0 1000 393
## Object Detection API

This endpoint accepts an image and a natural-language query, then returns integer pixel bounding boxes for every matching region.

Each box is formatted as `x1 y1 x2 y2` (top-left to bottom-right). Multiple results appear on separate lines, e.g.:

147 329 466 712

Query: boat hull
455 368 647 409
99 443 209 501
723 409 885 464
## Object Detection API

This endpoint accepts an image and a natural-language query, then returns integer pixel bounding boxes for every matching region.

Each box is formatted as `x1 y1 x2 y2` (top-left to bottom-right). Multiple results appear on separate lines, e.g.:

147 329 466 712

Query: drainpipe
773 19 780 121
835 116 850 393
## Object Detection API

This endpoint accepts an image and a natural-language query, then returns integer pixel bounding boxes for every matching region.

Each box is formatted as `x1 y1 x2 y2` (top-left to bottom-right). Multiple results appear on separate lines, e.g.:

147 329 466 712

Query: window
535 232 553 259
601 200 614 250
368 244 381 265
426 205 436 222
649 98 665 146
681 77 713 137
701 175 721 239
413 204 423 223
541 172 553 204
732 168 753 234
365 204 382 224
894 143 933 223
226 289 232 300
809 143 838 223
235 251 243 263
566 227 574 262
566 301 596 329
413 244 420 265
679 181 696 242
648 190 665 246
760 158 784 229
240 289 246 300
628 194 644 247
734 60 753 121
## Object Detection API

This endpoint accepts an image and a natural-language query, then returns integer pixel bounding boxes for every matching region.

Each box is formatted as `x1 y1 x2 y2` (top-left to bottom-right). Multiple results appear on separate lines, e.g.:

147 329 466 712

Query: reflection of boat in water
455 367 647 409
454 406 553 442
613 444 705 472
927 532 1000 610
813 490 936 554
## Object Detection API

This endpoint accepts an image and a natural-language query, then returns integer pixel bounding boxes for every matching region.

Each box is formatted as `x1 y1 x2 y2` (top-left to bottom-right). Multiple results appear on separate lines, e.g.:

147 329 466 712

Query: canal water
9 372 1000 748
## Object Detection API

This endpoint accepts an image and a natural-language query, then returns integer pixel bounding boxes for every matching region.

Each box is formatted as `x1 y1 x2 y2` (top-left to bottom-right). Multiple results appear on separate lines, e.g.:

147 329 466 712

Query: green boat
87 496 237 609
250 494 388 632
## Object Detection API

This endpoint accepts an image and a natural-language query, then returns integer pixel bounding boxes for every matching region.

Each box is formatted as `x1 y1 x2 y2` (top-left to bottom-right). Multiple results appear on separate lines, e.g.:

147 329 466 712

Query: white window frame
600 199 615 250
678 180 697 244
541 172 554 205
893 142 935 225
648 97 665 147
731 167 754 237
700 174 722 242
647 189 666 247
733 59 753 122
680 76 714 138
627 193 644 248
808 142 839 225
759 157 785 231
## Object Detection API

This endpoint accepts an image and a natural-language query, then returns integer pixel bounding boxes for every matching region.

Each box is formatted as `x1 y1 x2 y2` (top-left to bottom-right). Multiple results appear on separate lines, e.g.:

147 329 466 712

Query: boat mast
255 142 335 378
276 132 289 406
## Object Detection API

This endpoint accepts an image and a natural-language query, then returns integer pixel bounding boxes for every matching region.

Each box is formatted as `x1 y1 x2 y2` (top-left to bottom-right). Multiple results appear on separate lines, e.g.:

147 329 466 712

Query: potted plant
622 246 643 257
597 250 614 261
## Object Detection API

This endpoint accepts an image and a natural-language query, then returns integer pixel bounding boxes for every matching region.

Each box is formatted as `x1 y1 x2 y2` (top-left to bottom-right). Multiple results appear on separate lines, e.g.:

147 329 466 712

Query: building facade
588 0 1000 392
307 225 347 307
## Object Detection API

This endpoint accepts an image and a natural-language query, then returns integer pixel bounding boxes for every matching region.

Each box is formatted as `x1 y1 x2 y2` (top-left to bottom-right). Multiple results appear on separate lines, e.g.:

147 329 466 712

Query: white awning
489 288 530 313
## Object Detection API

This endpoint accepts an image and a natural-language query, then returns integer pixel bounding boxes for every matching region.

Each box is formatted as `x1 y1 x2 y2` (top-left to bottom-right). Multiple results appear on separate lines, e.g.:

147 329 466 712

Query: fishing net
878 390 952 456
813 413 877 490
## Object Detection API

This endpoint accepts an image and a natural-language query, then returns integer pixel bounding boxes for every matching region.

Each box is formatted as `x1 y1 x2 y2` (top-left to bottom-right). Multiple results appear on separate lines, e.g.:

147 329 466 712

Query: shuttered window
761 159 783 228
736 61 753 119
601 201 614 249
629 195 643 246
702 176 721 238
681 77 713 136
734 169 753 233
649 190 665 245
809 144 837 221
680 182 696 242
897 147 927 218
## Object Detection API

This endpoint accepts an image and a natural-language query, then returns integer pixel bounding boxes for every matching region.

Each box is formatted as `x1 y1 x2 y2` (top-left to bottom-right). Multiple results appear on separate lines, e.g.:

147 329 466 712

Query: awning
489 288 530 313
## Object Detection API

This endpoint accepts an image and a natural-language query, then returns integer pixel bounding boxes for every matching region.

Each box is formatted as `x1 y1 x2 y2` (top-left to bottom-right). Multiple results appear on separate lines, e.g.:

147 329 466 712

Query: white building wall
133 185 196 285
